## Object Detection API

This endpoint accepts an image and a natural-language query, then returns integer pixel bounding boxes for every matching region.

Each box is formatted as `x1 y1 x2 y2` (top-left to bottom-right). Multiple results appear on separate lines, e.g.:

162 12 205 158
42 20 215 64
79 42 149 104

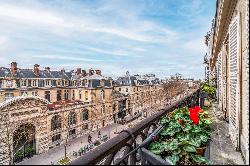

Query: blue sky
0 0 215 79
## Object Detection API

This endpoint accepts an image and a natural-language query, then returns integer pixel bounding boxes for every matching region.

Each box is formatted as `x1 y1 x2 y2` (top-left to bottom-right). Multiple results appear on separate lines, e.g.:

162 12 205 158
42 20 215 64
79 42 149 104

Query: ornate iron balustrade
70 88 202 165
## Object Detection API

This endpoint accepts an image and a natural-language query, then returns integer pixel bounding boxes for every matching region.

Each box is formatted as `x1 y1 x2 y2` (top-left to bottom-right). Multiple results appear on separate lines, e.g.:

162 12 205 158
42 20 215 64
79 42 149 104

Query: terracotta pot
196 147 206 155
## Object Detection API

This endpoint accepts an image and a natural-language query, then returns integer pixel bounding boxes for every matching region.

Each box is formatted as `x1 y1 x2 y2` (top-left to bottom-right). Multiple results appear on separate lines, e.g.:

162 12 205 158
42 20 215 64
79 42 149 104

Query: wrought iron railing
70 88 202 165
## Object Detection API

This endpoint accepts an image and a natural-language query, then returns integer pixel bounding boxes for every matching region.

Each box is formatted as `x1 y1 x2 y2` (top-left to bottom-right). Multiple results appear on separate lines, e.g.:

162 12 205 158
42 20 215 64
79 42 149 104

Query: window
45 91 50 102
21 80 27 86
119 88 121 91
79 91 82 99
85 91 88 100
57 80 61 86
100 105 105 114
100 90 105 100
51 115 62 131
32 91 37 96
65 80 69 86
72 90 75 100
4 93 14 100
69 129 76 136
21 91 28 97
52 134 61 142
32 80 37 86
68 112 77 126
64 90 69 100
45 80 50 86
57 90 62 101
126 88 128 92
82 110 89 121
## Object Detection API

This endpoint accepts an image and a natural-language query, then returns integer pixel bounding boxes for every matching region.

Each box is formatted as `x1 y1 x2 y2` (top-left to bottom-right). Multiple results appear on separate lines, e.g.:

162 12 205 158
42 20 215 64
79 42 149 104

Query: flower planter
140 135 210 165
139 106 212 165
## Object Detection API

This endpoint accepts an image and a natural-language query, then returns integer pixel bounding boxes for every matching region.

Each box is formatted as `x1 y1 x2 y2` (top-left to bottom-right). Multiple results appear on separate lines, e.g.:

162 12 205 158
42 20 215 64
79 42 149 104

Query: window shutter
217 51 223 108
228 14 240 146
245 0 249 159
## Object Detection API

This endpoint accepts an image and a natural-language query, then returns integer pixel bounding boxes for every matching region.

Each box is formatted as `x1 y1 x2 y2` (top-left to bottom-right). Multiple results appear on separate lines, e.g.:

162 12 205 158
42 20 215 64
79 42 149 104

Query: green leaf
182 124 192 132
191 154 211 164
172 148 181 155
168 139 179 150
183 145 196 152
192 125 201 133
165 155 180 165
189 138 201 147
200 134 209 143
160 116 170 125
148 142 164 155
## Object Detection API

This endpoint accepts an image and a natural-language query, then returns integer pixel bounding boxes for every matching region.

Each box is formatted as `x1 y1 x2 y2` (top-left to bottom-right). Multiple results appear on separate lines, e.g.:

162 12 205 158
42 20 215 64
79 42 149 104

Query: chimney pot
45 67 50 72
34 64 40 76
10 62 17 75
77 68 81 75
82 70 87 76
95 69 101 76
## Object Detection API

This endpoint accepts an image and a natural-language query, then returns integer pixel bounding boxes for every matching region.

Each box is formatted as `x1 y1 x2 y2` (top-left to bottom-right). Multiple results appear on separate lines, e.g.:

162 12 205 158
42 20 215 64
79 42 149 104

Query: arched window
68 112 77 126
51 115 62 131
82 110 89 121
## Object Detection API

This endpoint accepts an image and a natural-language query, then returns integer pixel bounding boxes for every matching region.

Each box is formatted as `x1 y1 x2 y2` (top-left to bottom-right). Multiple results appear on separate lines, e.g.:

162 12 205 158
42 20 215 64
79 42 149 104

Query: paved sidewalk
17 117 145 165
209 103 244 165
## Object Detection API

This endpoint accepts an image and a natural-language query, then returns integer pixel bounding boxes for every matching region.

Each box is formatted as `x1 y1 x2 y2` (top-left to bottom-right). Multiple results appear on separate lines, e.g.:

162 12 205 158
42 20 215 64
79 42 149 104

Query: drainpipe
237 11 243 152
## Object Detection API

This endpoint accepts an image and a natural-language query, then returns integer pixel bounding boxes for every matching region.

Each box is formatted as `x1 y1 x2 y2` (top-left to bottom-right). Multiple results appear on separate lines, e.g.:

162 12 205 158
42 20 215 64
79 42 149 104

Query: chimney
76 68 81 75
61 68 65 73
45 67 50 72
34 64 40 76
82 70 87 76
95 69 101 76
10 62 17 75
89 69 94 76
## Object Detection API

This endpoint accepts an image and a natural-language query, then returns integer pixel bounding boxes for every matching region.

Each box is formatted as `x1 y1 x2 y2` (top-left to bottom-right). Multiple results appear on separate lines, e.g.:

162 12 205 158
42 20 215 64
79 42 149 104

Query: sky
0 0 216 79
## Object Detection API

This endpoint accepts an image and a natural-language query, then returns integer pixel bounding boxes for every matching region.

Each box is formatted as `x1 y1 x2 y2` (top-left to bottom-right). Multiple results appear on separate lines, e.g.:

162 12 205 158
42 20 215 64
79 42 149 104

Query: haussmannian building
204 0 249 164
0 62 167 164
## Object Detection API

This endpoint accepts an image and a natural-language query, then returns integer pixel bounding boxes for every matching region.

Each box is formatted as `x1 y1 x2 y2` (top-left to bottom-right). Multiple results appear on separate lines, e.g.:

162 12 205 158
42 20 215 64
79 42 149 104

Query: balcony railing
70 88 202 165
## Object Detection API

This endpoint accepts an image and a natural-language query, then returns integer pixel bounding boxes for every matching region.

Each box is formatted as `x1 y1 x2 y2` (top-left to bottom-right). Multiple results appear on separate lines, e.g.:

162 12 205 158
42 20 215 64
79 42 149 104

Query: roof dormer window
21 80 27 87
45 80 50 86
32 80 37 87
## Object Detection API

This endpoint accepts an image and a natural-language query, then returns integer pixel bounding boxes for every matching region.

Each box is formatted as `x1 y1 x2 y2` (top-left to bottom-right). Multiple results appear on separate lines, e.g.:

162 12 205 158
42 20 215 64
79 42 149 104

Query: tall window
79 91 82 100
100 90 105 100
51 115 62 131
32 80 37 86
57 80 61 86
4 93 14 100
82 110 89 121
45 80 50 86
57 90 62 101
72 90 75 100
100 105 105 114
21 80 27 86
64 90 69 100
32 91 37 96
45 91 50 102
68 112 77 126
85 91 88 100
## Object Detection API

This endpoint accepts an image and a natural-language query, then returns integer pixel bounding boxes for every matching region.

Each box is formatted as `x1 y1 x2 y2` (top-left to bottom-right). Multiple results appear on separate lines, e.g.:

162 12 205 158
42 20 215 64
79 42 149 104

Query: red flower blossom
189 106 200 125
178 118 183 126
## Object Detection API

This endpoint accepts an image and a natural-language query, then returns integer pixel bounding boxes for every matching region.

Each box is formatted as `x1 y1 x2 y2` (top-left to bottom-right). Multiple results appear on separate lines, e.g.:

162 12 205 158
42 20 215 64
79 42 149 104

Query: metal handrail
70 89 200 165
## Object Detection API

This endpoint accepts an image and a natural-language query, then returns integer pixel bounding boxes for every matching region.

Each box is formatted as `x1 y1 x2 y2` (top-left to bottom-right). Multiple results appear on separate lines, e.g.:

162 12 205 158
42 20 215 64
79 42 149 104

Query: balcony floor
209 103 244 165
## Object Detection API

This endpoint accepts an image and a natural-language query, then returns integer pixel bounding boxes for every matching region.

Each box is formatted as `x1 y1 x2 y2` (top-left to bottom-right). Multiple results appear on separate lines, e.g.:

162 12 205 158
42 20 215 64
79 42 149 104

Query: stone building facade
0 63 166 164
205 0 249 164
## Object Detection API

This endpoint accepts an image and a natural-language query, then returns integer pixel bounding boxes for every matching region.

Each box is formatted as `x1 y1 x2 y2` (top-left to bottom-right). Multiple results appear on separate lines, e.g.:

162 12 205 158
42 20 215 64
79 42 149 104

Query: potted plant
140 106 213 165
14 150 24 163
